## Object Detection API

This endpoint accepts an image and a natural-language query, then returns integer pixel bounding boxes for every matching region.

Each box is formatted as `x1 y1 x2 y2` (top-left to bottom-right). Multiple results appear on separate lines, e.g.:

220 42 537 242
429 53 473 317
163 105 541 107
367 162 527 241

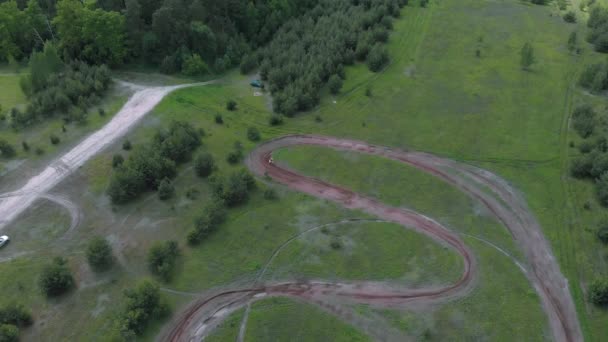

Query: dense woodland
1 0 409 119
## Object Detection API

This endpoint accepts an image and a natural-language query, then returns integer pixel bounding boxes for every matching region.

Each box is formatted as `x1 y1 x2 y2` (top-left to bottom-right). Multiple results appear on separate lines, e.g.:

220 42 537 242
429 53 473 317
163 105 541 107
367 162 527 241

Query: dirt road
161 135 582 342
0 81 214 230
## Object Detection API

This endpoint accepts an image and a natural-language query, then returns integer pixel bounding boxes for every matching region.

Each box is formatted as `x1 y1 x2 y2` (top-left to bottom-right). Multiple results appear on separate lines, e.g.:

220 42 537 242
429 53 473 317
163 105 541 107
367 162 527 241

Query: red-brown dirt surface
160 135 581 342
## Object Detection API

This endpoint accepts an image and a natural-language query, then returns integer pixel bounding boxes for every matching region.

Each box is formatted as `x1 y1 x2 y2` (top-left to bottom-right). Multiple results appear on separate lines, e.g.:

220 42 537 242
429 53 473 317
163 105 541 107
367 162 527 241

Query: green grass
0 74 26 111
2 0 606 340
207 297 370 342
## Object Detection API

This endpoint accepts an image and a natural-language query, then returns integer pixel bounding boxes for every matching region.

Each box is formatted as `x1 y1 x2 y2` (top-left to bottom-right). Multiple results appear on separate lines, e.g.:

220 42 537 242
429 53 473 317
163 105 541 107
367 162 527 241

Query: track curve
160 135 582 342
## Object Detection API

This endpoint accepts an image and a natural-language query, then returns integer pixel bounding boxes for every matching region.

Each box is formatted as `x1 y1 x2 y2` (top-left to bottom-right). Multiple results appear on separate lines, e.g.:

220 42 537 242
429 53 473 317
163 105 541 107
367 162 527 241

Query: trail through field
0 81 215 231
161 135 582 342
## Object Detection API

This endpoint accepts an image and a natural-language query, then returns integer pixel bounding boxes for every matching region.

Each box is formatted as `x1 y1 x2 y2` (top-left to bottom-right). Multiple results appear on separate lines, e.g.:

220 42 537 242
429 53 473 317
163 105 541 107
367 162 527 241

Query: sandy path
161 135 581 342
0 81 214 230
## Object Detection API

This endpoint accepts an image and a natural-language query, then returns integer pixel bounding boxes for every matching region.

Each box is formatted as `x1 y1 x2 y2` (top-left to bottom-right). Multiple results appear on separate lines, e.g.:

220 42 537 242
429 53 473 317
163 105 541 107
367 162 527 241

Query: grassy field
1 0 606 340
208 297 370 342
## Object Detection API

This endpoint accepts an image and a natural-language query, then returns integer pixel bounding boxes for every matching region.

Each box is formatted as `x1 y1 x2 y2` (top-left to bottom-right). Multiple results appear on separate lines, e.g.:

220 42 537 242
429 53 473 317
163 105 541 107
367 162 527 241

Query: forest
1 0 409 118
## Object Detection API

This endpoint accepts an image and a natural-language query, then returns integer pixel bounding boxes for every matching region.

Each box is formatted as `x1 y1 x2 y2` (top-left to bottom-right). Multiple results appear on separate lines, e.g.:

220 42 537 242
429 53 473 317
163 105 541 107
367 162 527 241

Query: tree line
1 0 318 71
253 0 407 116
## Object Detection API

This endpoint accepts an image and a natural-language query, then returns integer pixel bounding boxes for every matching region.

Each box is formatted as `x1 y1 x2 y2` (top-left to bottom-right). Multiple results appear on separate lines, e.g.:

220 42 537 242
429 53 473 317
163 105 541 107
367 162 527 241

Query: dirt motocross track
161 135 582 342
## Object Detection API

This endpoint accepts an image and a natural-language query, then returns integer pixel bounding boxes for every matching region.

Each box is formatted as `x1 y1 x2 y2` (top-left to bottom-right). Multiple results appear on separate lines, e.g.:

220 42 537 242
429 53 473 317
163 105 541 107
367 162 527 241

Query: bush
21 141 29 152
247 127 261 141
0 140 16 158
122 140 132 151
269 114 283 126
226 151 242 164
330 239 342 250
39 257 74 297
157 178 175 201
215 114 223 124
98 108 106 116
263 188 277 200
147 241 180 282
181 54 208 76
367 44 389 72
571 156 593 178
240 54 258 74
194 152 215 178
112 154 124 168
50 134 60 145
0 303 33 327
213 170 255 207
563 11 576 23
589 278 608 306
597 172 608 206
597 223 608 244
0 324 18 342
328 74 343 95
572 105 596 138
187 199 227 245
226 100 237 111
117 280 169 338
86 237 114 272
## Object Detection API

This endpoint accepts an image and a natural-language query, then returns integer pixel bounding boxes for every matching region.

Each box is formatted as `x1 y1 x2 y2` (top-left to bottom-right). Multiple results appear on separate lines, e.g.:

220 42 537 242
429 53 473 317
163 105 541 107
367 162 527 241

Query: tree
589 277 608 306
194 152 214 178
226 100 237 111
0 140 16 158
86 237 114 272
247 127 261 141
187 199 227 245
117 280 169 338
157 178 174 200
597 172 608 206
568 31 578 53
0 324 18 342
147 241 179 281
597 222 608 244
367 44 389 72
112 154 124 168
520 42 535 71
328 74 343 94
181 54 208 76
0 303 33 327
563 11 576 23
572 104 596 138
39 257 74 297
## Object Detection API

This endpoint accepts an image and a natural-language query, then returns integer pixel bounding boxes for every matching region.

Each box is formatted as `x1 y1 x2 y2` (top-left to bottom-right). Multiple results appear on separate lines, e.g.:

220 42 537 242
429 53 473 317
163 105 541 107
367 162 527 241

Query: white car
0 235 9 248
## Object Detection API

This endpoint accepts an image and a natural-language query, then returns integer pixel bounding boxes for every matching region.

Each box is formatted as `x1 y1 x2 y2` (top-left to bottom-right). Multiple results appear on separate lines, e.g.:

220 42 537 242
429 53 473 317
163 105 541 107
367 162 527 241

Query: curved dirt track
162 135 582 342
0 81 214 231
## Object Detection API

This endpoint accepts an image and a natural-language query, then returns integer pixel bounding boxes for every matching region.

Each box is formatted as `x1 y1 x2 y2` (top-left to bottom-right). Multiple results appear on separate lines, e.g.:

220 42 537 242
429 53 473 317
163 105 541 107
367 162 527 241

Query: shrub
589 278 608 306
247 127 261 142
0 303 33 327
117 280 169 338
269 114 283 126
0 324 18 342
98 108 106 116
188 199 227 245
0 140 16 158
86 237 114 272
597 172 608 206
226 100 237 111
34 147 44 155
263 188 277 200
572 105 596 138
112 154 124 168
181 54 208 76
215 114 223 124
563 11 576 23
147 241 180 281
122 140 132 151
367 44 389 72
157 178 175 201
50 134 60 145
328 74 343 95
570 157 592 178
226 151 241 164
597 223 608 244
330 239 342 250
39 257 74 297
21 141 29 152
194 152 215 178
